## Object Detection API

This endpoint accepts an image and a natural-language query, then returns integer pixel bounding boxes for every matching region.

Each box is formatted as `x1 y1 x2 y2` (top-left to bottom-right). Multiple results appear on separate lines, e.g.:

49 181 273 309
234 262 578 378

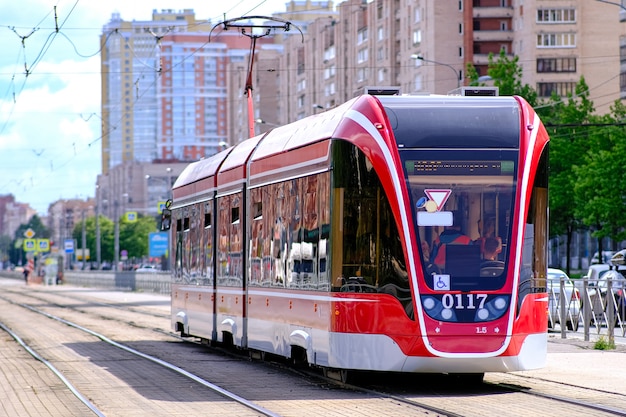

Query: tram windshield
403 150 518 291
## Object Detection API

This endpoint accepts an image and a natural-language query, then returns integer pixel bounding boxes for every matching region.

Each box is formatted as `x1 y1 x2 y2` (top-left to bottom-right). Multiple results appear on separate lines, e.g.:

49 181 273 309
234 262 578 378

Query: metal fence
2 270 624 340
0 270 171 294
548 277 626 340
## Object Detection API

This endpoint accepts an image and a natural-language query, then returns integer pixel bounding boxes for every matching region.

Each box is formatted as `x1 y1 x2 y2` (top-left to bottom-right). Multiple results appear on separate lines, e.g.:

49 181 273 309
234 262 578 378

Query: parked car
590 251 615 265
578 263 611 293
581 250 626 327
547 268 581 331
136 264 158 273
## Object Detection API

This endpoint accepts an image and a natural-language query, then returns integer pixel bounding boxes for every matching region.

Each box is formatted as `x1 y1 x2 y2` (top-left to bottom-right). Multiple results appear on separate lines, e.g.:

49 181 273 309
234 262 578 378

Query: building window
357 28 368 45
413 29 422 45
537 33 576 48
357 48 368 63
537 82 577 97
414 74 423 91
357 67 368 82
537 9 576 23
324 45 335 61
537 57 576 73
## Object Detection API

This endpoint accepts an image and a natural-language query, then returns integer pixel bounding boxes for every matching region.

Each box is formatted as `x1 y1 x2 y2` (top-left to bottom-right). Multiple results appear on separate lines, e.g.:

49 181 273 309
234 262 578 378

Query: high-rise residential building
97 1 625 219
99 9 273 212
100 10 196 175
277 0 625 122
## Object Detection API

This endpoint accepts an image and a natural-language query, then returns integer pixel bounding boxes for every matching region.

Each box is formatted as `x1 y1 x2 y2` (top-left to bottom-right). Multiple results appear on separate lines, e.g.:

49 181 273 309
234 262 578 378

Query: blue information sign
149 232 169 257
64 239 75 254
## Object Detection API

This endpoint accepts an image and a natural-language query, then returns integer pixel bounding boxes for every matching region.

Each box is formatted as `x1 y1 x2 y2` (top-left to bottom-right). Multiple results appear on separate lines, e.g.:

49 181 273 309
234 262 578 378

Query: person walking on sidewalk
23 264 31 284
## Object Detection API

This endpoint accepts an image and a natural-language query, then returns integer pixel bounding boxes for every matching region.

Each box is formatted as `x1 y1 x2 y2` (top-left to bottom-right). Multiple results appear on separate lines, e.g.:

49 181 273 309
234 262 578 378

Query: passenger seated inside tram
482 236 502 262
479 237 504 278
475 218 500 259
431 211 471 270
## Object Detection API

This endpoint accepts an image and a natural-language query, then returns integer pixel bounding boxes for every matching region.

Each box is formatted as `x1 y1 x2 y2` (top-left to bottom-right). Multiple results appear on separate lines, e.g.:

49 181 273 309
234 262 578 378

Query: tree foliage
72 214 157 264
466 52 626 272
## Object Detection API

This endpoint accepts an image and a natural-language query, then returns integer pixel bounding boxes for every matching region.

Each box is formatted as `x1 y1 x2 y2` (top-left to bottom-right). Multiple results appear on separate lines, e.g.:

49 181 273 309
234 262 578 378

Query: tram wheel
323 368 352 384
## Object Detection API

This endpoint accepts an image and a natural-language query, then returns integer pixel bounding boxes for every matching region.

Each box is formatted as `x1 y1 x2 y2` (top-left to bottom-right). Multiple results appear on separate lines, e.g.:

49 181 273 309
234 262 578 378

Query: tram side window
331 141 411 311
204 203 214 285
189 204 204 284
217 194 243 287
182 209 192 282
519 148 549 303
173 213 183 282
252 172 331 291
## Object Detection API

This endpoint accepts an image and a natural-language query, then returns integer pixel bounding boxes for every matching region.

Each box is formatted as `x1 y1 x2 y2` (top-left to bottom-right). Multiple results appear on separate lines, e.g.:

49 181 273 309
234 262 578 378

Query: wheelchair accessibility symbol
433 274 450 291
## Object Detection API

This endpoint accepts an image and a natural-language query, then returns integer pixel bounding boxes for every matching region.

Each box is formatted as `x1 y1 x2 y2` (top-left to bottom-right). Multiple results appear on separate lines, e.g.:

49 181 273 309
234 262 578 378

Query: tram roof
250 97 357 162
174 93 523 192
377 94 521 149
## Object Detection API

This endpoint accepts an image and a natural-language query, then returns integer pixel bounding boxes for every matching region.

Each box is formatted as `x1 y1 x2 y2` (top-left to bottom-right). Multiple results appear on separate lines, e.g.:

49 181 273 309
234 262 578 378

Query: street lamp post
113 193 128 271
114 199 120 271
96 196 101 268
411 54 461 89
81 209 87 270
166 167 172 200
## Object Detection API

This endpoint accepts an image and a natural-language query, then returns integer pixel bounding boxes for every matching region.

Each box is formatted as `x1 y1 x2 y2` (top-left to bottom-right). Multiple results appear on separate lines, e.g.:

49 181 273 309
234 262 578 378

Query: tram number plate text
440 293 488 310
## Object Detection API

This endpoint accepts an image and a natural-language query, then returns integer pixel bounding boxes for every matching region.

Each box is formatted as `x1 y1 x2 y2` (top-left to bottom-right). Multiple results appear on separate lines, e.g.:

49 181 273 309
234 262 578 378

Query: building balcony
473 30 514 42
472 53 514 66
473 6 514 19
472 54 491 66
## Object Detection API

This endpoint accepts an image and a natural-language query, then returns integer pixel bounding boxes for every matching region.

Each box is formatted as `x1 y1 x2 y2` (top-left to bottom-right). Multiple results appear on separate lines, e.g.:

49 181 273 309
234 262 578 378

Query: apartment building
96 1 625 216
274 0 625 124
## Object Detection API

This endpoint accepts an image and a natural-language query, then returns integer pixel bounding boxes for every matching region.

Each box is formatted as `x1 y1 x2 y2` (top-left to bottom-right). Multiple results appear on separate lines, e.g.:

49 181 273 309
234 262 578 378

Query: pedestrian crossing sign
23 239 36 252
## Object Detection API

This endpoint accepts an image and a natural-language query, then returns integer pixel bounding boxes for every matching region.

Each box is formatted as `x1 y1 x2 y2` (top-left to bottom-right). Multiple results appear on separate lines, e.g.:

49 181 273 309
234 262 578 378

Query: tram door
216 192 245 346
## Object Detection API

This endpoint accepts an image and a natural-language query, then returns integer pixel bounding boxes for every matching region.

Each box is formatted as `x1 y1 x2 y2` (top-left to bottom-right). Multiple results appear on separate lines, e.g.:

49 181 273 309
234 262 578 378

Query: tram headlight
421 296 457 322
474 296 509 322
423 297 436 310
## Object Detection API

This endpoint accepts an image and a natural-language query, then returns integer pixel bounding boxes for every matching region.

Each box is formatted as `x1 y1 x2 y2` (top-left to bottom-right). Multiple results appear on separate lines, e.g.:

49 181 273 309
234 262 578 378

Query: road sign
24 228 35 239
64 239 75 254
37 239 50 252
23 239 36 252
149 232 169 257
125 211 138 222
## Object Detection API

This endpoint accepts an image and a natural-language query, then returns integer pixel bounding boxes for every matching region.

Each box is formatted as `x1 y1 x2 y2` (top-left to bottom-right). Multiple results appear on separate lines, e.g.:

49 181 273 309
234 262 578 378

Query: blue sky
0 0 288 215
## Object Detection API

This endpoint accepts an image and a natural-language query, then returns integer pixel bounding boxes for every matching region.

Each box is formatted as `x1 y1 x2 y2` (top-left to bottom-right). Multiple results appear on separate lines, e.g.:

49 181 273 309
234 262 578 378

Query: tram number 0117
441 293 488 310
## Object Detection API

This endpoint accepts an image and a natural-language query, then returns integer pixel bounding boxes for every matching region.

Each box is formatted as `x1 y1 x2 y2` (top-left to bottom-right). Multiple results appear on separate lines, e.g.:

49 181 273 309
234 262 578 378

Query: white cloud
0 0 288 215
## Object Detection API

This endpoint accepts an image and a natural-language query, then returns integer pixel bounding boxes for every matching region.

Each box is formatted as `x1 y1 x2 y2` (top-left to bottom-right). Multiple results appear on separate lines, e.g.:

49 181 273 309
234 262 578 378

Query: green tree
119 214 158 260
13 215 50 240
545 77 596 273
0 234 12 266
74 214 157 264
466 49 538 106
573 100 626 253
72 215 114 265
9 215 50 267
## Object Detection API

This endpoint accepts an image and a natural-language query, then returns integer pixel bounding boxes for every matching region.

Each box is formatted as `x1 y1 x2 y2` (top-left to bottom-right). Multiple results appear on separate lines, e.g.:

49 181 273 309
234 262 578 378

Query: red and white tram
165 91 550 381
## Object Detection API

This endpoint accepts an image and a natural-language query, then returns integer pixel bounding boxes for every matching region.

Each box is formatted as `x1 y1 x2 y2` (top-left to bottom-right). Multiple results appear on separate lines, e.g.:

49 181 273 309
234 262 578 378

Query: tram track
3 281 626 416
0 292 279 417
0 283 439 416
323 370 626 417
